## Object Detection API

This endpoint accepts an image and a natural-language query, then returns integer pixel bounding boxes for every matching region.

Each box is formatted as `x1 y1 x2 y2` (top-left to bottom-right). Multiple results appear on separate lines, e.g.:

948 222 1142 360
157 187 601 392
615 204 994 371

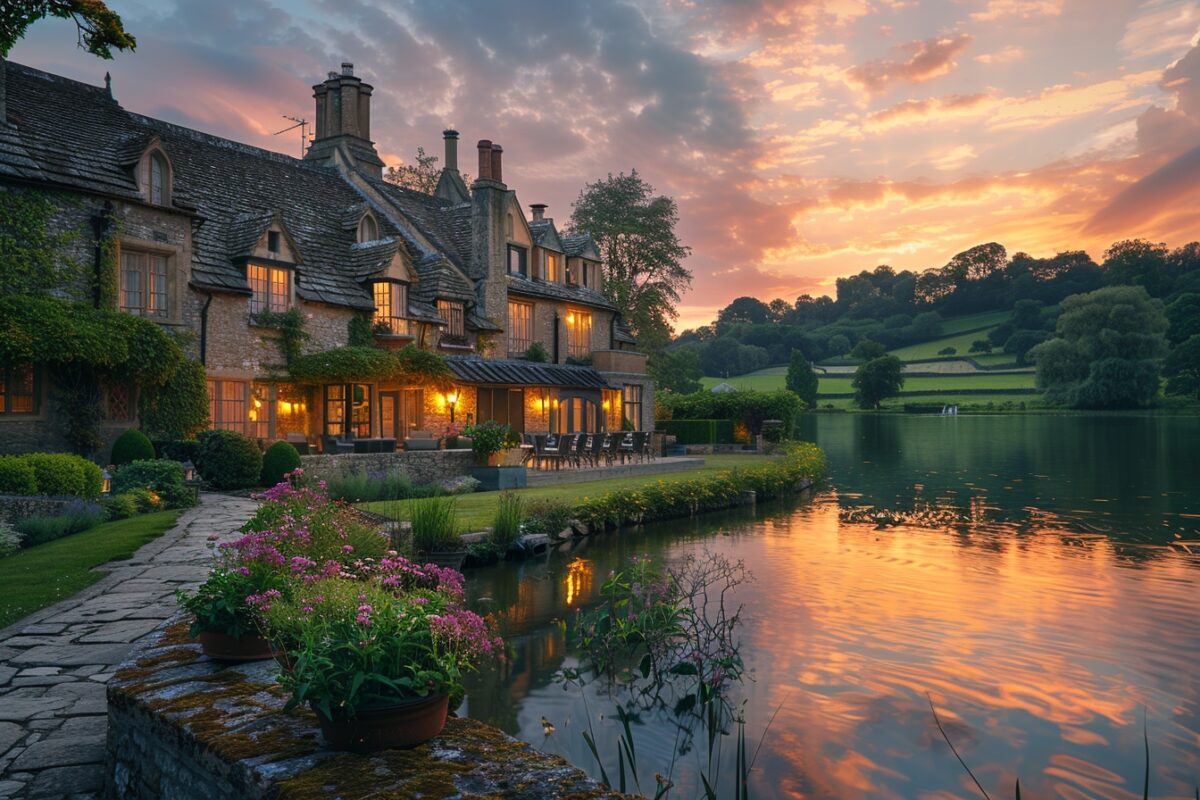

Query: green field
938 309 1013 335
818 372 1036 394
889 329 1005 361
361 454 778 531
0 511 182 628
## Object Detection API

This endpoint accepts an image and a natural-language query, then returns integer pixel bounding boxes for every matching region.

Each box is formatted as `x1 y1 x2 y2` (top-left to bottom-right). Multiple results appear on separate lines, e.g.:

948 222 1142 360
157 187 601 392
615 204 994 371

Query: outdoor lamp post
182 460 200 503
446 390 459 424
101 467 113 494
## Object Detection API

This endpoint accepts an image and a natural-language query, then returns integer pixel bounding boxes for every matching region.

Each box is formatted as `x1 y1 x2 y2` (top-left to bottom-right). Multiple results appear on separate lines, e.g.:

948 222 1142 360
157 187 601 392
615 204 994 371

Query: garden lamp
101 467 113 494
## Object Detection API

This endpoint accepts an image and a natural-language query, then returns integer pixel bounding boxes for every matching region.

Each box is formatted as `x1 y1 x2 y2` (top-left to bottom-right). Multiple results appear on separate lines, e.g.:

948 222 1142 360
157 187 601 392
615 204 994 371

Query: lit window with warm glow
373 282 411 335
623 383 643 431
508 300 533 356
545 252 558 282
248 264 290 315
566 309 592 359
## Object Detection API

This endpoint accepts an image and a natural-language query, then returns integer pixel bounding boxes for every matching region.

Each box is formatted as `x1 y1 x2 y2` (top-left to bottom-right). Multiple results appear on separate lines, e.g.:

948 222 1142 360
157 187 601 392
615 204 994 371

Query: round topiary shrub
20 454 103 499
260 441 301 487
195 430 263 490
111 429 155 466
0 456 38 496
112 459 194 508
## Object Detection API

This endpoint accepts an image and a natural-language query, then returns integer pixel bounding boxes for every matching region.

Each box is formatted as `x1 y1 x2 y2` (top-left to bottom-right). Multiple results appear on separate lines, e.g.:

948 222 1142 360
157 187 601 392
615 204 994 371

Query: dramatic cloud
847 34 974 93
10 0 1200 330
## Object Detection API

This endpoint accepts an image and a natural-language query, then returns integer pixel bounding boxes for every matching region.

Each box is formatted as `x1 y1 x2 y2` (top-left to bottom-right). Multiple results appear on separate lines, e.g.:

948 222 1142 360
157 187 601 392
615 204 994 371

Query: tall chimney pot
477 139 493 180
530 204 546 221
341 62 354 76
443 129 459 172
490 143 503 184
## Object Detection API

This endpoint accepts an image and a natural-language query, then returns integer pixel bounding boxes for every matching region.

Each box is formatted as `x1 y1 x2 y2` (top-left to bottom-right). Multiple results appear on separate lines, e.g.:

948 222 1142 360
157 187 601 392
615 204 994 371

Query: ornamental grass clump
409 496 459 554
489 492 523 551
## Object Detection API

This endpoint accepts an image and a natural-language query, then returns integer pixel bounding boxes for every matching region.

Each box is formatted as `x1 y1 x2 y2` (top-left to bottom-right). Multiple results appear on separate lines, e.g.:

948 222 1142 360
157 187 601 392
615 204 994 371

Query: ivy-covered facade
0 58 653 456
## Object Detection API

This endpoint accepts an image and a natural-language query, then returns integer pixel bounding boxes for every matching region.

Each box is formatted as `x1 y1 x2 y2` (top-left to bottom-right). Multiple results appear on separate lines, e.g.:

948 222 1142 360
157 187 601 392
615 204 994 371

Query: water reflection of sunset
465 495 1200 799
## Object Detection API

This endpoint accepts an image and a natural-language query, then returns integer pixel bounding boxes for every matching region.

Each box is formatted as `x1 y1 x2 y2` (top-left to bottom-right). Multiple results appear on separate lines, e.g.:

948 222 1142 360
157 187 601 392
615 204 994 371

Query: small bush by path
0 510 181 628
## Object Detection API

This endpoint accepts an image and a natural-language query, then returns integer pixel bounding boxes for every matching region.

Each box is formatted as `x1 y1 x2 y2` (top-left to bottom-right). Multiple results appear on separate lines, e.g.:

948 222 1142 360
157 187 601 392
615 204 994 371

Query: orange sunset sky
13 0 1200 330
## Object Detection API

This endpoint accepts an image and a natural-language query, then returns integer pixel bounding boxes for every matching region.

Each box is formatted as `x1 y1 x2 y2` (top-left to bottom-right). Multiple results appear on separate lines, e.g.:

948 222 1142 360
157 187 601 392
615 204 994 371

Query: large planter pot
468 465 528 491
195 630 277 662
314 694 450 752
419 549 467 571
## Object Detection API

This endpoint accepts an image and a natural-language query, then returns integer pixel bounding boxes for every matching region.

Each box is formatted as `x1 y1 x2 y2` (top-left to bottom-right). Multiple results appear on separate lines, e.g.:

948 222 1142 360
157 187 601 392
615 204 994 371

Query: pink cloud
847 34 974 93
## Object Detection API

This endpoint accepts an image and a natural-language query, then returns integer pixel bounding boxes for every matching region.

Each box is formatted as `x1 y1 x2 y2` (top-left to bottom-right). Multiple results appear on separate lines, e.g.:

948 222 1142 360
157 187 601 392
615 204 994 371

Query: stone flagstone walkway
0 494 257 799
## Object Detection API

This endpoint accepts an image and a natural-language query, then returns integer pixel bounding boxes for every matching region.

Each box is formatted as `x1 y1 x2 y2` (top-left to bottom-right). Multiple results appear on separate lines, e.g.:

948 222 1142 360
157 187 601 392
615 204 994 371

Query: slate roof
447 356 613 389
528 219 563 251
561 233 600 259
613 321 638 345
507 274 616 311
411 254 474 304
370 179 474 274
466 310 503 333
0 61 418 311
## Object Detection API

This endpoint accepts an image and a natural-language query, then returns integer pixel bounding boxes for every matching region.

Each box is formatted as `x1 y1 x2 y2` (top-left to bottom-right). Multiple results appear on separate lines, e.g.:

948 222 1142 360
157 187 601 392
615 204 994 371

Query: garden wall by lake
104 618 624 800
297 449 474 486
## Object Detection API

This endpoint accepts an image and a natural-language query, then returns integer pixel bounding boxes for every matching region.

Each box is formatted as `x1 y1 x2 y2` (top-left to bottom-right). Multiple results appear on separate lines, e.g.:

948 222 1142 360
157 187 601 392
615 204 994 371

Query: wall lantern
182 459 197 482
445 389 459 423
101 467 113 494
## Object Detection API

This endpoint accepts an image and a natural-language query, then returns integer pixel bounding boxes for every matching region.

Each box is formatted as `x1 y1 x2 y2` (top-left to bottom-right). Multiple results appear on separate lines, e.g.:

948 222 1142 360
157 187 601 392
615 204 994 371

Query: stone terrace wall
298 449 474 485
105 618 625 799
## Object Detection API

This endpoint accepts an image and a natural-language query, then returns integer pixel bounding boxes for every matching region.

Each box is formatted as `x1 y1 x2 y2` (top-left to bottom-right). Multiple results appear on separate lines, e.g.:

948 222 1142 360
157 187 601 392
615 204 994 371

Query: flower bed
572 441 824 530
177 473 502 751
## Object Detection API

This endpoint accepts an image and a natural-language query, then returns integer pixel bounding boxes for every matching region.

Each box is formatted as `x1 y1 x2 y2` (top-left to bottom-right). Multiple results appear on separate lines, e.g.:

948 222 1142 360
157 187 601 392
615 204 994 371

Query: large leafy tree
1028 285 1168 408
785 349 818 408
1 0 135 58
384 146 440 194
852 355 904 409
648 347 703 395
568 170 691 354
1164 335 1200 399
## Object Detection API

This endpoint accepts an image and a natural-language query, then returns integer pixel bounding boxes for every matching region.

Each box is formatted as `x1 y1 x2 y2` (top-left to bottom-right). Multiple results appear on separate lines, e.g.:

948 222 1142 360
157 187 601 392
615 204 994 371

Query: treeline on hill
660 239 1200 381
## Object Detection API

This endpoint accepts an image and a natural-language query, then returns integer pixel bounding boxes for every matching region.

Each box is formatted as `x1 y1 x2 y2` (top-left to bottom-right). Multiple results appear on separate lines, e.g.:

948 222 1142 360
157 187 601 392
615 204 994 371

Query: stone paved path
0 494 257 799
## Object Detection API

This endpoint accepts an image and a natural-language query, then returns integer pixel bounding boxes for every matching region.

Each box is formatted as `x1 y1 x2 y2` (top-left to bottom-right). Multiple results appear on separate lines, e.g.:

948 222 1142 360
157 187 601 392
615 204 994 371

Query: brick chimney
489 144 503 184
530 204 546 221
304 62 384 175
476 139 493 180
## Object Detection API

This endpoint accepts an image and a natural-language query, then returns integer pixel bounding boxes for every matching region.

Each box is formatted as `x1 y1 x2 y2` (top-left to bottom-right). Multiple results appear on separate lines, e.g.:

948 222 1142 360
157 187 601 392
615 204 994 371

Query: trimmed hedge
573 441 825 530
153 440 201 464
111 429 155 466
261 441 301 487
16 454 104 500
196 430 262 490
655 419 735 445
0 456 38 495
112 459 195 509
657 389 803 437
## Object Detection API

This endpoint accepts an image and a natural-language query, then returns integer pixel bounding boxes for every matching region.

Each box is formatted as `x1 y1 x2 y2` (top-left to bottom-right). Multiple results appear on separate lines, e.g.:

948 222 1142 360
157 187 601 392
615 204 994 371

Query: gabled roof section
562 232 601 260
370 178 474 274
349 238 403 280
0 60 426 312
528 219 564 252
613 320 637 345
412 253 474 304
507 274 616 311
466 309 503 333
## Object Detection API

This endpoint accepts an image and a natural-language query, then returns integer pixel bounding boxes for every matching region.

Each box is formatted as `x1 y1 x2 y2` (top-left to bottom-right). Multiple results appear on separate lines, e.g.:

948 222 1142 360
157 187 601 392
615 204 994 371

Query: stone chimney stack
489 144 503 184
443 129 459 171
304 62 384 175
530 204 546 222
477 140 493 180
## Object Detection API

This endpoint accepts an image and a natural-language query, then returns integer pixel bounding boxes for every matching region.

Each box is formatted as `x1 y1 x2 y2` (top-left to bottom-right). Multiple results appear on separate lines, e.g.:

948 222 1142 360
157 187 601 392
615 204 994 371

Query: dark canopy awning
447 357 613 389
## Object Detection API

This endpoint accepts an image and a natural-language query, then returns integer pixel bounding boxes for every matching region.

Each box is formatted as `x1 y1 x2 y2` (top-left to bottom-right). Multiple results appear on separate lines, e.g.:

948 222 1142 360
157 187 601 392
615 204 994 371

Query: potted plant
467 420 521 467
264 575 500 752
177 565 286 661
442 424 472 451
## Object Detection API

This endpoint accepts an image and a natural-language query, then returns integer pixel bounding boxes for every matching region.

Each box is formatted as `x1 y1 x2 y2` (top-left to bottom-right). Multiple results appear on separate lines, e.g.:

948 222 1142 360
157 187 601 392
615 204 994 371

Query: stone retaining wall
105 618 626 799
0 494 79 525
298 449 475 485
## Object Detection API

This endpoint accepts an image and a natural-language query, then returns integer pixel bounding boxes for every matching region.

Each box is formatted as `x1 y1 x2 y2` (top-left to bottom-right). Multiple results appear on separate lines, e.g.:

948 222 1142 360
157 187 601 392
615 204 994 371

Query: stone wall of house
105 619 620 799
298 448 474 484
514 296 615 364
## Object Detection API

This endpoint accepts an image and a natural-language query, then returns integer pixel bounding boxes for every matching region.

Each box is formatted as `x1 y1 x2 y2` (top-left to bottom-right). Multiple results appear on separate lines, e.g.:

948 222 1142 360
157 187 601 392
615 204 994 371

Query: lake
461 414 1200 799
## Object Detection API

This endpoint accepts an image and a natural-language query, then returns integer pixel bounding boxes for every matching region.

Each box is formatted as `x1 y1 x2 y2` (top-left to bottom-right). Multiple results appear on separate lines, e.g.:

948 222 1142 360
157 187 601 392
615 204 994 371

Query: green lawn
0 510 182 629
888 328 1006 361
818 372 1036 394
361 454 779 531
938 309 1013 335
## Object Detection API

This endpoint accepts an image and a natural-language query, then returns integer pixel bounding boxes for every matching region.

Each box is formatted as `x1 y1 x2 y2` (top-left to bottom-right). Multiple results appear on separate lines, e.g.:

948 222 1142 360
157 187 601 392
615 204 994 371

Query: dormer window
507 245 527 276
372 281 412 336
267 231 281 255
248 264 291 315
545 252 558 282
359 214 379 242
142 150 171 206
437 300 464 337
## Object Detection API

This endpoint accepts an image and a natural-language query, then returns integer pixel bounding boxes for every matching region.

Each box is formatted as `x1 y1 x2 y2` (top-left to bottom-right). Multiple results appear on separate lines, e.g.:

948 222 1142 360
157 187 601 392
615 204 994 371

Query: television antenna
273 115 310 157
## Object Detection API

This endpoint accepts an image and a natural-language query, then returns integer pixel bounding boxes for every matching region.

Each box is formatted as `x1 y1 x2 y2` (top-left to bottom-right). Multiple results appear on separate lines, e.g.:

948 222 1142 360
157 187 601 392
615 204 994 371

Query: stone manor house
0 59 654 454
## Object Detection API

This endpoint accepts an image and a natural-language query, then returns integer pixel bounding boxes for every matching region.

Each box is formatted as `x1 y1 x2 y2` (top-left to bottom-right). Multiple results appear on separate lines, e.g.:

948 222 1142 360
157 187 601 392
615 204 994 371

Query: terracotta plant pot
195 629 278 662
315 694 450 752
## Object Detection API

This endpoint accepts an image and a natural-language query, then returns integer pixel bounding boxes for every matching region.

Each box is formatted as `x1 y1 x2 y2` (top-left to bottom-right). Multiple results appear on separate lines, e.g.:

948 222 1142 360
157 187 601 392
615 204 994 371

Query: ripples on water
462 416 1200 799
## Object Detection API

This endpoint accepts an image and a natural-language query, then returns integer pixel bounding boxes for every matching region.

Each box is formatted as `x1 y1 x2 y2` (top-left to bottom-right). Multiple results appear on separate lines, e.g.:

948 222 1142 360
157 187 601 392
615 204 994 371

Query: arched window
359 214 379 242
149 153 168 205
